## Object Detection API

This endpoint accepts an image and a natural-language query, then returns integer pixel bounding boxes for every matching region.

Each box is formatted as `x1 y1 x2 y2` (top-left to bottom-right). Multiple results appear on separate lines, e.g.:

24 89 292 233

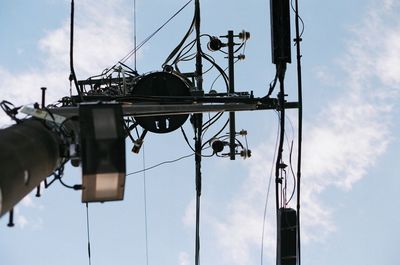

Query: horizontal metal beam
51 101 299 118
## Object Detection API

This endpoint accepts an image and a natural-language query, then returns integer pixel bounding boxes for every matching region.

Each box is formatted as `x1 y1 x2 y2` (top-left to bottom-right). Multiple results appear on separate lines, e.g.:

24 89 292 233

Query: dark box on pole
277 207 297 265
270 0 292 64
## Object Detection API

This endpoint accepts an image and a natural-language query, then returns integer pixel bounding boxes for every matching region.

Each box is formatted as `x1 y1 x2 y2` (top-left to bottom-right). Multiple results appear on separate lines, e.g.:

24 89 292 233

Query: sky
0 0 399 265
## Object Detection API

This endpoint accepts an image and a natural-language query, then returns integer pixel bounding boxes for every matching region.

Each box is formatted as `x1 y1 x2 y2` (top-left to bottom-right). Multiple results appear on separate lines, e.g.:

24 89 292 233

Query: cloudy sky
0 0 399 265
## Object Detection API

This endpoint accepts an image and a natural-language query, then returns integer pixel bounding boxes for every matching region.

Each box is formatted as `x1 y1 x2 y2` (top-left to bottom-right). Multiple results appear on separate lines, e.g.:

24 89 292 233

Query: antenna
69 0 83 101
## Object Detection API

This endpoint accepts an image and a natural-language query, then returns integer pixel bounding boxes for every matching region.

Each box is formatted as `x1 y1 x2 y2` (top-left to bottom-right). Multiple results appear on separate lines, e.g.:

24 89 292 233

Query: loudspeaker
270 0 292 64
277 208 297 265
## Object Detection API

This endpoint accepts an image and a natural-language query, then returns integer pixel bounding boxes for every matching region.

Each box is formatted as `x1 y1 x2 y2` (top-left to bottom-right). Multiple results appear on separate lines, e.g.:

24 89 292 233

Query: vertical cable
261 116 280 265
85 203 92 265
294 0 303 264
275 66 286 212
142 143 150 265
133 0 137 71
274 65 286 265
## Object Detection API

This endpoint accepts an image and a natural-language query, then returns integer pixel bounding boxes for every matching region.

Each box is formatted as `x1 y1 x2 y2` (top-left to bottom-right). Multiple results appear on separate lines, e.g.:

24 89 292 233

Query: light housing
79 103 126 202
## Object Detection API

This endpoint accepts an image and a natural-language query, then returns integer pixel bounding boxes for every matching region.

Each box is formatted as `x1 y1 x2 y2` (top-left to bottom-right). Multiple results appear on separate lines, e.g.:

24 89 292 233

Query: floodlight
79 103 126 202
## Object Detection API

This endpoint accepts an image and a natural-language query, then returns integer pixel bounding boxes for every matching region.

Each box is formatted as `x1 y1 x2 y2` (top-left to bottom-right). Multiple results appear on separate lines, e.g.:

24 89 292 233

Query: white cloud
16 214 29 229
21 194 45 210
208 1 400 264
182 197 196 227
11 194 45 230
211 141 278 265
21 195 36 208
39 0 133 76
179 251 191 265
0 0 134 126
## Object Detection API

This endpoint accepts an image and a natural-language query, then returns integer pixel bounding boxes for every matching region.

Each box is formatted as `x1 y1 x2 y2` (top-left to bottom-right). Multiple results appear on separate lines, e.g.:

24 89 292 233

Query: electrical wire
265 63 286 98
142 143 150 265
291 0 305 38
85 203 92 265
286 140 296 205
293 0 304 263
260 114 281 265
274 64 287 212
201 118 229 149
172 34 212 69
209 59 240 92
120 0 194 65
58 177 82 190
181 126 216 157
0 101 21 123
133 0 137 71
284 114 296 205
201 52 229 91
163 16 195 68
201 112 224 136
126 153 195 176
181 126 196 152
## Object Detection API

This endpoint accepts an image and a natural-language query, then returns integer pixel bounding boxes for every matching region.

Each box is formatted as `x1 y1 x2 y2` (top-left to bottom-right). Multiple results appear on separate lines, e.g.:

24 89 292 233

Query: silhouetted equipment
270 0 291 64
238 30 251 41
80 103 126 202
0 119 62 217
132 130 148 154
277 208 297 265
210 139 227 153
131 72 192 133
7 208 15 227
207 36 225 51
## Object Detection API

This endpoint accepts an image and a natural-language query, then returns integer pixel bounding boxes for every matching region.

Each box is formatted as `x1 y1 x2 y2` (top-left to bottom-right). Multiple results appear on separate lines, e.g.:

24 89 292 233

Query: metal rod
70 0 83 100
41 87 47 108
7 209 14 227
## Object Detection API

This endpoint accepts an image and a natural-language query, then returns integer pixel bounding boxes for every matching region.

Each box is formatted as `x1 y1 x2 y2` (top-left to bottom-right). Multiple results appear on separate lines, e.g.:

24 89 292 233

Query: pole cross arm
50 99 299 118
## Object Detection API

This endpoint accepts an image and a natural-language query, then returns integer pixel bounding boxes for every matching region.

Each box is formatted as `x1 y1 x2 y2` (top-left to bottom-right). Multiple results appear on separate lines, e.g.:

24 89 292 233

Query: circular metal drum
131 72 191 133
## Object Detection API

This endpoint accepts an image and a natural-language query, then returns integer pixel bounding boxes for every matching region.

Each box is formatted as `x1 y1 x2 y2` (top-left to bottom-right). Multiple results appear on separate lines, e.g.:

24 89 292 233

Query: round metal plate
132 72 191 133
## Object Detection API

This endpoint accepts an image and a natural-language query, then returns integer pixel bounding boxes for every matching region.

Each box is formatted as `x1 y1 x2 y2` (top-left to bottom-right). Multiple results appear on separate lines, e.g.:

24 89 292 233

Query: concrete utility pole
0 119 62 217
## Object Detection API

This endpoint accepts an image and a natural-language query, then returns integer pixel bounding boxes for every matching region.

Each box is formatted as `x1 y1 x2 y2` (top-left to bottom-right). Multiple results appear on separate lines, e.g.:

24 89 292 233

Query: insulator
239 30 250 41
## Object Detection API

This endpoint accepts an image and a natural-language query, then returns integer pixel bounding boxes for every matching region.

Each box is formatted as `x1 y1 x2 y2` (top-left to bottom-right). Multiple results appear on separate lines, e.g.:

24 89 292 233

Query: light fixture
207 36 226 51
210 138 228 153
79 102 126 202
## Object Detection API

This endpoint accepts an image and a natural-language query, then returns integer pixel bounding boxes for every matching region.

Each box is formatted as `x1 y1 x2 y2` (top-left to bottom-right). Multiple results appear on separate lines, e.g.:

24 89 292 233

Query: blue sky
0 0 399 265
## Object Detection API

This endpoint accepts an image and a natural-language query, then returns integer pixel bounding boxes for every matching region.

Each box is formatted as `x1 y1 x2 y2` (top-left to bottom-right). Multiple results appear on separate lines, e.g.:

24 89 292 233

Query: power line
260 114 280 265
126 153 195 176
120 0 194 64
293 0 304 263
133 0 137 71
142 144 150 265
85 203 92 265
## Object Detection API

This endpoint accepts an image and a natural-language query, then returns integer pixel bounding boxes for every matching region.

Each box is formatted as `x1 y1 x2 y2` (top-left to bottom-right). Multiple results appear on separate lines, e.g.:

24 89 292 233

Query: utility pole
0 119 62 217
194 1 203 265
